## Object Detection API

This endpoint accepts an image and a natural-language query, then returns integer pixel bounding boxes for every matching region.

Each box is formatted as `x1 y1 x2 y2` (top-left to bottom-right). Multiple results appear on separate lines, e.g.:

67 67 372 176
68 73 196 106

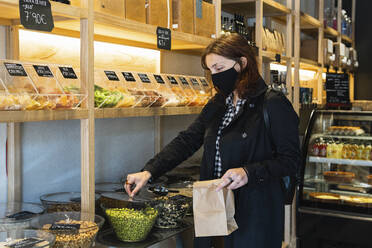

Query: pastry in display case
175 75 197 106
164 75 188 106
94 70 135 108
297 110 372 248
198 76 213 101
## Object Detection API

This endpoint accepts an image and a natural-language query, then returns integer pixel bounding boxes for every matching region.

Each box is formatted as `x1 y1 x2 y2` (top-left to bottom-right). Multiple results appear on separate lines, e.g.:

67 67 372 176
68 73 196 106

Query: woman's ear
240 57 248 69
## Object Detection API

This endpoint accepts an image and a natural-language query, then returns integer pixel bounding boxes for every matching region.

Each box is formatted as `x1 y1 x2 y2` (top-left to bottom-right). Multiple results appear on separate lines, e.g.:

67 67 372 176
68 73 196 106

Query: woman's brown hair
201 33 260 98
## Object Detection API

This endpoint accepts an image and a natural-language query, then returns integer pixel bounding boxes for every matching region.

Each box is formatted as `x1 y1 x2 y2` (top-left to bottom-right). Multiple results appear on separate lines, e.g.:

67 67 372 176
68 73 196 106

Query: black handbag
262 88 299 205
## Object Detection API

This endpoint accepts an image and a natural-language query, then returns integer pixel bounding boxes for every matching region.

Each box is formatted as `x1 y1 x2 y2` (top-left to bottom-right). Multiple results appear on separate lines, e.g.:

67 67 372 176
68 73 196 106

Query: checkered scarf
214 94 247 178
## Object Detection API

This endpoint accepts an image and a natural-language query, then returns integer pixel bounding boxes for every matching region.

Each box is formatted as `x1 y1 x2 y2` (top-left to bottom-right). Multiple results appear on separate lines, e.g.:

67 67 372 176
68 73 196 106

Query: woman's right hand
124 171 152 197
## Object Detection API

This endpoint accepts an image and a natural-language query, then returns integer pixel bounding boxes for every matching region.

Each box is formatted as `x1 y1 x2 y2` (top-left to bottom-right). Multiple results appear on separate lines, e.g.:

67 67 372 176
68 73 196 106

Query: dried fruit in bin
94 85 123 108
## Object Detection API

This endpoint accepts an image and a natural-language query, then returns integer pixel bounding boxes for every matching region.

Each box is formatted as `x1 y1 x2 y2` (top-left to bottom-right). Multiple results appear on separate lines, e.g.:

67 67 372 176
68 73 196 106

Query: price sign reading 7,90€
157 27 171 50
19 0 54 32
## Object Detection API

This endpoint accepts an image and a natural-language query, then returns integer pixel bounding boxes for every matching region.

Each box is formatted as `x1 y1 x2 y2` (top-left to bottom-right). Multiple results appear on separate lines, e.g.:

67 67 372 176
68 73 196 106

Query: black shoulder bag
263 89 298 205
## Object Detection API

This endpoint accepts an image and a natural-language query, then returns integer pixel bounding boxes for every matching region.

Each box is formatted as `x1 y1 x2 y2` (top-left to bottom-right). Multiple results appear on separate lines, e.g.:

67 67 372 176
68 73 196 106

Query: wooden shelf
222 0 290 18
300 58 320 70
0 109 89 123
48 12 212 52
309 156 372 167
300 12 321 29
262 50 290 64
342 35 352 44
324 26 340 39
95 107 203 119
0 0 87 21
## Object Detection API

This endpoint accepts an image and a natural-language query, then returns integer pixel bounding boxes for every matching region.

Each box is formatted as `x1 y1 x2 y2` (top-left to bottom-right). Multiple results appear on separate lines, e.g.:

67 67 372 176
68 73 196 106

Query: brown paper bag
193 179 238 237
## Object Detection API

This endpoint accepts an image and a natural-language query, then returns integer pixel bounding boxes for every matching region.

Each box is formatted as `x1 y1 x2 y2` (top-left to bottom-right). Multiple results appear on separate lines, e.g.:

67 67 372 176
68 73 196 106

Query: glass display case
297 110 372 248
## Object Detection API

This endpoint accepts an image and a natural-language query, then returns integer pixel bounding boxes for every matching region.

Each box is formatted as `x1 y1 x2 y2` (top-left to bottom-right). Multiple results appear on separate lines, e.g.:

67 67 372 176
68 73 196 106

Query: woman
125 33 301 248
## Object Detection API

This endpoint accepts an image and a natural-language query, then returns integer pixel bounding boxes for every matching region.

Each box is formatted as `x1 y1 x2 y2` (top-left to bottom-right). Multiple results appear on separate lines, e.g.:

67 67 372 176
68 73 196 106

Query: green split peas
106 207 158 242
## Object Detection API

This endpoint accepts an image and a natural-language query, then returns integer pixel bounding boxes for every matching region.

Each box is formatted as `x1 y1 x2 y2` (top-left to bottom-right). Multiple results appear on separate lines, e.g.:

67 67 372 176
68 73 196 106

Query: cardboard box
172 0 194 34
300 39 318 62
146 0 170 28
194 1 216 38
126 0 146 23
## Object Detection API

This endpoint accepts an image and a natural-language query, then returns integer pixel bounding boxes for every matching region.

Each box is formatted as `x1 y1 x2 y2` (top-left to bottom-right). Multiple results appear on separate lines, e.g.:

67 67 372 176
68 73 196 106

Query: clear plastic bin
120 71 154 108
198 77 214 103
52 65 86 108
150 74 182 107
164 75 188 106
94 70 135 108
135 72 164 108
175 75 197 106
0 60 86 110
187 77 209 106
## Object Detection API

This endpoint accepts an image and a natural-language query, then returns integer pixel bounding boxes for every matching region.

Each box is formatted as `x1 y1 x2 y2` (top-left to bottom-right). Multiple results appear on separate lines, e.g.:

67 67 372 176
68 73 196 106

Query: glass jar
341 140 350 159
348 141 358 160
357 141 365 160
311 138 320 156
320 138 328 158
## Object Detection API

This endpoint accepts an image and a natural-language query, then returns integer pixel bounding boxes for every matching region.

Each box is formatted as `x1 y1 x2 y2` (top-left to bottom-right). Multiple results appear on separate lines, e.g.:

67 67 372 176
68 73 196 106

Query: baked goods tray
305 178 372 189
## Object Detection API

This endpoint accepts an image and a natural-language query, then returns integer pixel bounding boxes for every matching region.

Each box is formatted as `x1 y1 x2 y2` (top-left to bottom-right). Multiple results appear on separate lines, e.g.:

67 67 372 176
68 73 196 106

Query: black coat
143 78 301 248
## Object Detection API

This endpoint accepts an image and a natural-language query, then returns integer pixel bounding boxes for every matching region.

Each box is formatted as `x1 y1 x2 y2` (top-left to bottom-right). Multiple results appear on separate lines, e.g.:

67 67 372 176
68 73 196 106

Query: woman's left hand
216 168 248 191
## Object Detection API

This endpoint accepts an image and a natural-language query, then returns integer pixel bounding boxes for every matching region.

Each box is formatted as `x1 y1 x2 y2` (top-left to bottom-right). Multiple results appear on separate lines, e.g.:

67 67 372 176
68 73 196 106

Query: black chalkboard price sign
157 27 171 50
326 73 350 107
4 63 28 77
33 65 53 77
104 71 119 81
59 67 78 79
19 0 54 32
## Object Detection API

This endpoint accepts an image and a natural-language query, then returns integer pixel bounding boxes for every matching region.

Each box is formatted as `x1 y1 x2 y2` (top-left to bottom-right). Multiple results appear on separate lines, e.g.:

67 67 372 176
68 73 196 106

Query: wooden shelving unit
95 107 204 119
0 0 220 217
222 0 290 17
324 26 340 38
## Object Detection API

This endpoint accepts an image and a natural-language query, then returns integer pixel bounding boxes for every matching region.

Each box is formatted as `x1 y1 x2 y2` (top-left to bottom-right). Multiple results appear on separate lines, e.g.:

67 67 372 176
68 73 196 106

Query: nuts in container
31 212 104 248
40 192 101 213
150 195 190 229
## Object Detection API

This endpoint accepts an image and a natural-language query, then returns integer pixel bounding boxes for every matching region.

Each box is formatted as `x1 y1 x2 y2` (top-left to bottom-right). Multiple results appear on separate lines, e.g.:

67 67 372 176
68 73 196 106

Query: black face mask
211 64 238 96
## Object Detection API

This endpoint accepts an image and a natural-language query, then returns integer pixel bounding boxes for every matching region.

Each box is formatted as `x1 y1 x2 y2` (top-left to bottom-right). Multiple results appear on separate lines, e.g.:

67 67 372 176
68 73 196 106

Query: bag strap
263 88 276 153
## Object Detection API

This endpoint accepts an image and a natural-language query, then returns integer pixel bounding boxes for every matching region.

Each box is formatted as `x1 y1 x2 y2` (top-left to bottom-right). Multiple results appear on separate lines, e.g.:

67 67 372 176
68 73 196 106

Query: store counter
95 217 194 248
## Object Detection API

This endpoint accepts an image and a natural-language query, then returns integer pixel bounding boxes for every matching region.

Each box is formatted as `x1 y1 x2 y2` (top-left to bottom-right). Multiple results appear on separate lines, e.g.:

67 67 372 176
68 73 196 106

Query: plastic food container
149 195 190 229
31 212 104 248
120 71 154 108
164 75 188 106
135 72 164 108
0 202 45 232
52 65 86 108
40 192 101 213
0 60 39 110
0 229 56 248
175 75 197 106
188 77 209 106
149 74 180 107
94 70 135 108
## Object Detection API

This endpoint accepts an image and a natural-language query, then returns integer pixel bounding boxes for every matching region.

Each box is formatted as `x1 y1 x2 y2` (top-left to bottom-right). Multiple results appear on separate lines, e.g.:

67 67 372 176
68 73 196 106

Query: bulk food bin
163 75 188 106
188 77 209 106
0 202 45 231
52 65 86 108
31 212 104 248
0 60 41 110
0 229 56 248
94 70 135 108
135 72 165 107
100 192 159 242
150 73 182 107
175 75 198 106
40 192 101 213
120 71 154 107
